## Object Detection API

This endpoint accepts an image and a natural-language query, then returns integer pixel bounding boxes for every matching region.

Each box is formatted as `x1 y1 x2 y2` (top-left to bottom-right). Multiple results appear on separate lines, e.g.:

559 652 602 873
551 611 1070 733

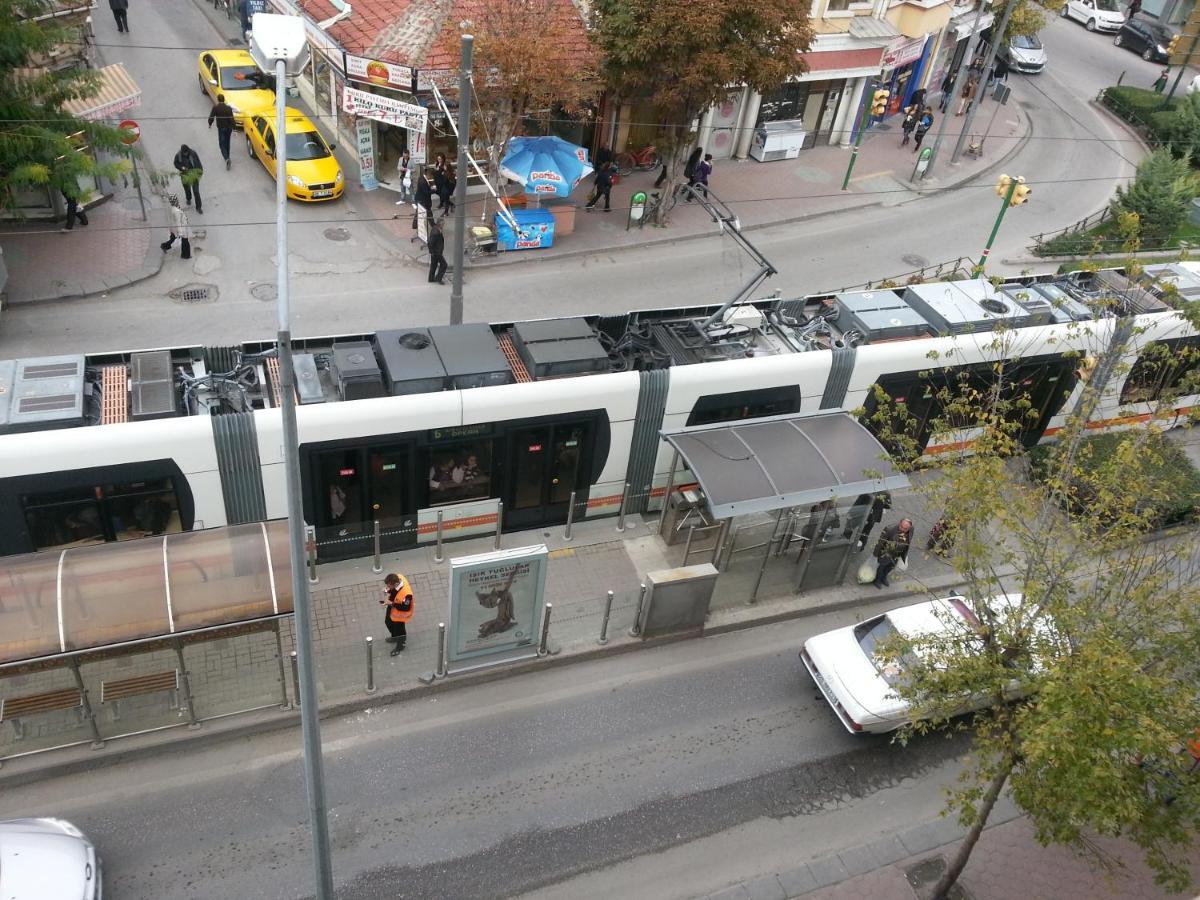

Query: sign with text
342 85 428 131
447 545 547 670
356 118 377 188
345 53 416 92
882 36 926 69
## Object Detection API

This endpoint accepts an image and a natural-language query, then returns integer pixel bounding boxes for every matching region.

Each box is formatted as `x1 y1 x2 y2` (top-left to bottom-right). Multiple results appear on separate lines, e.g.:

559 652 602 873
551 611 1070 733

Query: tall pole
952 0 1019 163
450 34 473 326
841 83 875 191
923 0 992 179
977 177 1018 271
1163 30 1200 104
274 58 335 900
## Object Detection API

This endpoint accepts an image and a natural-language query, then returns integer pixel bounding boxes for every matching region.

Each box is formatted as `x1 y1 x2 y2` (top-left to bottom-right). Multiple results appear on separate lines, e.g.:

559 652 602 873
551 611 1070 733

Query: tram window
1120 337 1200 404
687 385 801 427
426 441 492 506
23 489 105 550
103 478 180 541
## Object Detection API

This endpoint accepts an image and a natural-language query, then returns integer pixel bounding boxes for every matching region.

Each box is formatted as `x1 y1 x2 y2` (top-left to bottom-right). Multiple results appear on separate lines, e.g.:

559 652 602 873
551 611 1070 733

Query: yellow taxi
244 108 344 202
197 49 275 127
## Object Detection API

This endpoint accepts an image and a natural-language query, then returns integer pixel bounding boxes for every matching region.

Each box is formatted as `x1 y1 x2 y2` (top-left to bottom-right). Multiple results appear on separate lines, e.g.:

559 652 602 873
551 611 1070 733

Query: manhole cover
902 254 930 267
168 283 217 304
250 283 278 302
324 227 351 241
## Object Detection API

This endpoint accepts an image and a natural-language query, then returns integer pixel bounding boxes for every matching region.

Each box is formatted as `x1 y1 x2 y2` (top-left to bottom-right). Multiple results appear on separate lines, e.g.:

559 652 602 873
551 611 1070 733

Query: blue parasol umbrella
499 136 593 198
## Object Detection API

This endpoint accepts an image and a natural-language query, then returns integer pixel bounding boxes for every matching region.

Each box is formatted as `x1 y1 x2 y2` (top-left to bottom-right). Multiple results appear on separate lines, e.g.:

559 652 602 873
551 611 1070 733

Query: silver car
0 818 101 899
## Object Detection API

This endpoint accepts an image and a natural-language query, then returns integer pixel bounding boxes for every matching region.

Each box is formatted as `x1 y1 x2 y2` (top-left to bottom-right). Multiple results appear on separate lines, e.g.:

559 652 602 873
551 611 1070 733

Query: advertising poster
448 545 547 669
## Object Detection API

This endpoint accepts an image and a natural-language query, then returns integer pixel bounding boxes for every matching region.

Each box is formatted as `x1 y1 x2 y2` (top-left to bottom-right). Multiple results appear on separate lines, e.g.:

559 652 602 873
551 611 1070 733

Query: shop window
426 442 493 506
759 83 808 123
687 386 802 426
1120 336 1200 404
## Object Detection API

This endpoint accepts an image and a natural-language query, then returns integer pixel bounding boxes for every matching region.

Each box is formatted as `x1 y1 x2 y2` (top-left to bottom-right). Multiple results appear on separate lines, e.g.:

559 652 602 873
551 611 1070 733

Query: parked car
197 49 275 128
1113 13 1178 62
245 108 344 202
800 594 1054 734
999 34 1047 73
0 818 101 899
1061 0 1126 32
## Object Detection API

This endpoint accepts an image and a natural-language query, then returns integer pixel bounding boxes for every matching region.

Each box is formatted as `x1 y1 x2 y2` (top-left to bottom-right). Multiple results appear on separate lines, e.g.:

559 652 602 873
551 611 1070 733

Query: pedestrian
1153 67 1169 93
379 572 414 656
909 88 927 111
687 153 712 201
395 150 412 202
413 166 434 229
871 518 912 589
913 108 934 152
594 145 613 172
940 70 956 113
60 189 89 232
160 195 192 260
842 494 872 544
849 492 890 550
427 221 448 284
440 160 456 216
173 144 204 214
683 146 704 187
433 153 451 213
109 0 129 32
957 77 977 116
993 55 1010 85
208 94 235 170
1128 0 1142 14
585 161 614 212
900 106 918 146
800 499 840 545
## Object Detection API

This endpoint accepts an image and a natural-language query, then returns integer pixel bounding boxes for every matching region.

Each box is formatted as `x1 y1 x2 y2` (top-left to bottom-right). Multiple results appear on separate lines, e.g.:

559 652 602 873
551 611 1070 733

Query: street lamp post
450 34 473 325
249 13 334 900
977 173 1029 272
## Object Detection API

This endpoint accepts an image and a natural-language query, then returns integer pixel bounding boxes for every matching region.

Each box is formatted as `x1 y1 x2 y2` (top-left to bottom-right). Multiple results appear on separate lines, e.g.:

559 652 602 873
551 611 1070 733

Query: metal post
274 621 290 709
306 525 319 584
564 490 578 541
923 0 992 179
978 179 1018 272
364 636 376 694
290 649 301 707
841 86 875 191
537 602 553 656
682 524 697 564
435 509 445 563
598 590 614 645
657 450 679 535
952 0 1020 164
172 638 201 729
976 83 1008 154
750 509 784 604
629 583 647 637
616 482 630 532
436 622 447 677
494 500 503 550
449 35 473 325
711 519 730 568
67 657 104 749
130 152 147 221
371 520 382 574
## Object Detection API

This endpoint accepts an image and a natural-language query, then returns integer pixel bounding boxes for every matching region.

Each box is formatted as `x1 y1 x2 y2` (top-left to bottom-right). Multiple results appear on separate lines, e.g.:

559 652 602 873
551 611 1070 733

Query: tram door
368 445 415 551
505 422 590 530
313 445 416 557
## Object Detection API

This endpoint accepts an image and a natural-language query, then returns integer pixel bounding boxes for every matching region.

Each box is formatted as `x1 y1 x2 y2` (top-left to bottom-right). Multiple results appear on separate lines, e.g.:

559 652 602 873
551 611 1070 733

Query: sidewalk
704 806 1200 900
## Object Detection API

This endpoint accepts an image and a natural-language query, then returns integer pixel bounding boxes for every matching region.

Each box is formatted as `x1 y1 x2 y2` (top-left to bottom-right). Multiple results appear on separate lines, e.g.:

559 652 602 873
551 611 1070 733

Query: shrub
1110 149 1197 244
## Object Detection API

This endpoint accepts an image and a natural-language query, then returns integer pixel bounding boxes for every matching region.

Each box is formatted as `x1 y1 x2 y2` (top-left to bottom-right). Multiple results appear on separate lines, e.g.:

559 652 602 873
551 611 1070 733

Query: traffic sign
118 119 140 145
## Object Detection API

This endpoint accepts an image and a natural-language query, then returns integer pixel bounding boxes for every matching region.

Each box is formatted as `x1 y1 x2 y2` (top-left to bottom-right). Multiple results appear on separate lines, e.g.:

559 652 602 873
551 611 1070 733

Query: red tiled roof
296 0 592 73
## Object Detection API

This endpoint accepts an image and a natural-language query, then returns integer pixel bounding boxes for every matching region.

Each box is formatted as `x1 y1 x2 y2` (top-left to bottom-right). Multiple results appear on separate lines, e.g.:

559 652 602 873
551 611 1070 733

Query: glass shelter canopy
0 521 293 666
661 411 910 519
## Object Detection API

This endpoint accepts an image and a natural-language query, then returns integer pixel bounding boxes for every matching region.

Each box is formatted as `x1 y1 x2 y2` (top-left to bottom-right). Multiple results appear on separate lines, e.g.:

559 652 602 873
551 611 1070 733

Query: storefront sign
345 53 416 92
882 36 926 69
410 128 427 165
356 118 376 188
447 545 548 670
342 85 428 131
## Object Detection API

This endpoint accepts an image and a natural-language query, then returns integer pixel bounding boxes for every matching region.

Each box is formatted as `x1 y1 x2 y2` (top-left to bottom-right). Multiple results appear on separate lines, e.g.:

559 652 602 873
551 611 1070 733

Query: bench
0 688 84 738
100 669 179 721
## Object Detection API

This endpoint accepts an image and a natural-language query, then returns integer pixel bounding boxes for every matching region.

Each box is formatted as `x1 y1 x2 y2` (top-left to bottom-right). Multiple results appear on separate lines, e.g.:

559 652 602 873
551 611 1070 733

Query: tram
1 264 1197 561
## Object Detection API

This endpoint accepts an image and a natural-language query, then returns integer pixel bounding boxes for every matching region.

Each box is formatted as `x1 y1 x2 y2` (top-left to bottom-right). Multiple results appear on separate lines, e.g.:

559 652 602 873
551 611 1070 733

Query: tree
0 0 132 209
1110 149 1198 246
447 0 598 187
590 0 813 223
863 277 1200 899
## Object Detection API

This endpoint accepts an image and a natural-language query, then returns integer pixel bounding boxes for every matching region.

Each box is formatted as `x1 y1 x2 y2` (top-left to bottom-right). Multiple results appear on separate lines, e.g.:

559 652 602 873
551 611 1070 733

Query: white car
1061 0 1126 32
0 818 101 899
800 594 1043 734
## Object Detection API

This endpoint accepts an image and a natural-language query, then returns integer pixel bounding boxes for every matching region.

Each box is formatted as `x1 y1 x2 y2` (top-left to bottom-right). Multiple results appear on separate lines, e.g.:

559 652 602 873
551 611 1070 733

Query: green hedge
1030 431 1200 529
1102 86 1185 154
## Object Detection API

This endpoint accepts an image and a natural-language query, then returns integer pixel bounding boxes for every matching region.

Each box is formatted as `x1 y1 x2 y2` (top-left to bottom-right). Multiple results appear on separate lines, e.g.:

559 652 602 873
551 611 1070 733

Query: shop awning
63 63 141 121
661 411 909 520
953 10 995 40
0 521 293 666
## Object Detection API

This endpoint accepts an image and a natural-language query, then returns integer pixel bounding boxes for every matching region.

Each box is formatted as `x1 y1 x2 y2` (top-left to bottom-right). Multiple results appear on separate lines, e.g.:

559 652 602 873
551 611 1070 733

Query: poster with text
448 545 547 666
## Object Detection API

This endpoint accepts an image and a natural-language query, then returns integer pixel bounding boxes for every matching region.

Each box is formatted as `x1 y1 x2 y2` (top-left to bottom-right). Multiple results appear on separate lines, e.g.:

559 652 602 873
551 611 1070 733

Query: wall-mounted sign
356 118 377 189
447 545 548 671
882 35 927 69
343 85 428 131
345 53 416 92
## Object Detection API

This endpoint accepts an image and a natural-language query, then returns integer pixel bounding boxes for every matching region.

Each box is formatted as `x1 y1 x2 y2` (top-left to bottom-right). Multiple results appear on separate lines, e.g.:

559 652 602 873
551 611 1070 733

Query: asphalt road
0 4 1177 358
0 603 970 900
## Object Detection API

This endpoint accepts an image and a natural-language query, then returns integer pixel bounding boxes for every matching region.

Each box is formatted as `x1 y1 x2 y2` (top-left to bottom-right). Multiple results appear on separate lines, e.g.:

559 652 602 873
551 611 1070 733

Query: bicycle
614 144 660 176
213 0 234 19
642 182 689 224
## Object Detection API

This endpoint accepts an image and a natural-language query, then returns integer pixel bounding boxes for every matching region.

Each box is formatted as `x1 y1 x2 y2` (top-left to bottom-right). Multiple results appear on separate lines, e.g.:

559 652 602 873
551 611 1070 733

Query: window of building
687 386 802 426
425 441 493 506
759 82 809 123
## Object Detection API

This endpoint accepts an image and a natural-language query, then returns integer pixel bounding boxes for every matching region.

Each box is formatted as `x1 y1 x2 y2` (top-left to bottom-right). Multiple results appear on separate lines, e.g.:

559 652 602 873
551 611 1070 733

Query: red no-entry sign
118 119 140 145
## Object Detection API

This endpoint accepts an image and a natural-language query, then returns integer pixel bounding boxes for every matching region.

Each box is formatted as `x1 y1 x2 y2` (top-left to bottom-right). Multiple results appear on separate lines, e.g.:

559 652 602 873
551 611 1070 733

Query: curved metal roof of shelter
661 411 910 520
0 521 293 666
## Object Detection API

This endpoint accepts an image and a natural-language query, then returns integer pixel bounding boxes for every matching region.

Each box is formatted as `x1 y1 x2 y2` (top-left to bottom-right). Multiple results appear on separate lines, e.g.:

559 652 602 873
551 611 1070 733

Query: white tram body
1 266 1197 560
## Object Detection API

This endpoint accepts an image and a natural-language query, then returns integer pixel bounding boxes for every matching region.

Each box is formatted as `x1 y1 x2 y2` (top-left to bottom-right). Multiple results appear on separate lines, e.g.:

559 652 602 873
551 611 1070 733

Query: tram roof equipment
660 411 910 520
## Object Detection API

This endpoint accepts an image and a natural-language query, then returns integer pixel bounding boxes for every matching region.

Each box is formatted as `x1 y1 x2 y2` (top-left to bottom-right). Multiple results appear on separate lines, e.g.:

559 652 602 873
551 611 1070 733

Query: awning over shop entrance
661 411 910 520
63 62 141 121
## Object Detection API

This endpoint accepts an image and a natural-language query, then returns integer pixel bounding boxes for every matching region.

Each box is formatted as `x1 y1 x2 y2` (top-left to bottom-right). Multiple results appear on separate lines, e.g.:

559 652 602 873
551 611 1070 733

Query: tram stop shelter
0 521 294 758
658 411 910 602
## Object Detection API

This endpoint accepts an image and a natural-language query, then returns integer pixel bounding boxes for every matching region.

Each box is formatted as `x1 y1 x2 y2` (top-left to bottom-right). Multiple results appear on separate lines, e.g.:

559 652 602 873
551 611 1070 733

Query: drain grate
324 227 351 242
168 283 218 304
